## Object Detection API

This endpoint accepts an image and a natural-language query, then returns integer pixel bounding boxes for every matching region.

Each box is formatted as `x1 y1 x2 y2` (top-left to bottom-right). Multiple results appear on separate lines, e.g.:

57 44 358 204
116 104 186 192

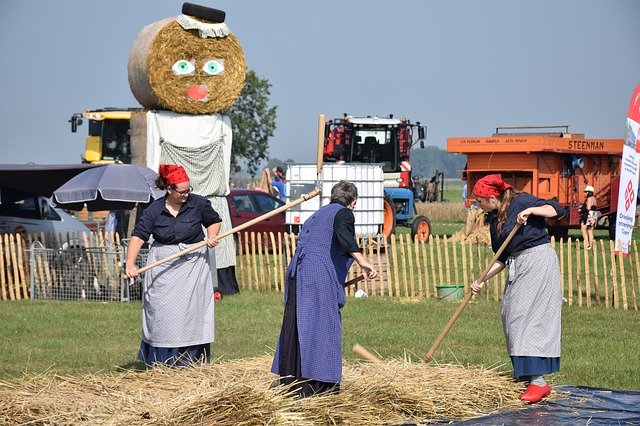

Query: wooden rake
422 222 522 362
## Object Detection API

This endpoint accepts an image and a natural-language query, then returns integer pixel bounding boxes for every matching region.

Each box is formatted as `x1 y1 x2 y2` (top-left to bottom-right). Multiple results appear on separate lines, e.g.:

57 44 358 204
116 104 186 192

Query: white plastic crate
286 164 384 236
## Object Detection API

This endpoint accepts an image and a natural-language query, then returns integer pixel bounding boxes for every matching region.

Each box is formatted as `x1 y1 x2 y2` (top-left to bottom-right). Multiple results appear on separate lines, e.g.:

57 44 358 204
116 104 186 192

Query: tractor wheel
411 215 431 243
382 195 396 239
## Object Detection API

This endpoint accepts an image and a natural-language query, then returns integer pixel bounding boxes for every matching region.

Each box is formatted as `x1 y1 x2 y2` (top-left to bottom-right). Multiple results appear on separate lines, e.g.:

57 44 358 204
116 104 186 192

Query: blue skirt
511 356 560 380
138 340 210 368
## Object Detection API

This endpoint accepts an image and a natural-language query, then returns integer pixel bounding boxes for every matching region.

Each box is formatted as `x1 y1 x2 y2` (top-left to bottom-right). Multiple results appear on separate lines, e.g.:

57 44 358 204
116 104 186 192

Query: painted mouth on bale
186 85 208 101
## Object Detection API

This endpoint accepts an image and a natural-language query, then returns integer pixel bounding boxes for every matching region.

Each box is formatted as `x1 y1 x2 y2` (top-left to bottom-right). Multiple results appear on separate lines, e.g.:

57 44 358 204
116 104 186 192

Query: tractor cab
69 108 141 164
323 114 431 241
324 114 426 188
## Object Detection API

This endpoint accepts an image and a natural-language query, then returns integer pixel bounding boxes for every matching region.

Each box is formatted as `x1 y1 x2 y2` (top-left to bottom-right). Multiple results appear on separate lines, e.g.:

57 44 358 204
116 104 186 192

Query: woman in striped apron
125 164 222 367
470 174 565 404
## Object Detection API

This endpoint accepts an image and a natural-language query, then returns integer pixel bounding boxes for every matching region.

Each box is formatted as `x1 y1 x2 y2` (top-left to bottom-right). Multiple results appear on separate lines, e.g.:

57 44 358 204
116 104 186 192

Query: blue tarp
436 386 640 425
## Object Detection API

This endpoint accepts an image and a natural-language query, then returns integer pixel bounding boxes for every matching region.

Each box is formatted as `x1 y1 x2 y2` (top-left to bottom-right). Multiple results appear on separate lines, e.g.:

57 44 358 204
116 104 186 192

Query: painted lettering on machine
567 140 606 151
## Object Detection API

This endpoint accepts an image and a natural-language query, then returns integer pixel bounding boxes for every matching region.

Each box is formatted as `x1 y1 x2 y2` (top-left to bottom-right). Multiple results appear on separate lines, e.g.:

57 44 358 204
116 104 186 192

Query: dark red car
226 189 285 245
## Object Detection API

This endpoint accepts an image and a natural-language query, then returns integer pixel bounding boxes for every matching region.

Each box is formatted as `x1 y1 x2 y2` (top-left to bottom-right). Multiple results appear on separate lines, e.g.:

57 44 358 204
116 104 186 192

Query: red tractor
323 114 431 241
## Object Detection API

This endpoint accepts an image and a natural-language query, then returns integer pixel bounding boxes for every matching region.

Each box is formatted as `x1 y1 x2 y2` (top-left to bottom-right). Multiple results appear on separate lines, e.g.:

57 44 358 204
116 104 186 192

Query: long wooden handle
343 274 365 288
353 343 382 364
135 188 321 274
422 222 522 363
317 114 325 176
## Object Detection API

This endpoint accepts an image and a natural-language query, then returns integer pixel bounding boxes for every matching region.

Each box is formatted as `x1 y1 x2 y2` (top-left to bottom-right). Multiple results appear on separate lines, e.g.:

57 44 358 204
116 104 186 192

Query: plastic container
436 284 465 301
285 164 384 236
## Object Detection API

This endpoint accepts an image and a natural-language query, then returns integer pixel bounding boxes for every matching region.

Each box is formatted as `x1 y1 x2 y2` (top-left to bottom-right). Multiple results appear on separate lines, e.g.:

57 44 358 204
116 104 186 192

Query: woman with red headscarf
470 174 566 404
126 164 222 367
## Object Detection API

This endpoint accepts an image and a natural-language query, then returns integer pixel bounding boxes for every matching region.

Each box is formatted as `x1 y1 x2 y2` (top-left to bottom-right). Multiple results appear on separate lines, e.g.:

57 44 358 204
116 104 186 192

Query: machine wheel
382 195 396 239
411 215 431 243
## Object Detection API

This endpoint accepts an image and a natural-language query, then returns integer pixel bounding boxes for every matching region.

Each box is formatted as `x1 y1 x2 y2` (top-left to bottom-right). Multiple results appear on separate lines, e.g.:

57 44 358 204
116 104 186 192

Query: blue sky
1 0 638 166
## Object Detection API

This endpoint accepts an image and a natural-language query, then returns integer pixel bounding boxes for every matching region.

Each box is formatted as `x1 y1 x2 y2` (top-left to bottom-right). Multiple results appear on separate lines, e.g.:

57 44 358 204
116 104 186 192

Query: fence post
610 240 619 309
443 235 452 286
8 234 19 300
0 236 6 301
375 234 384 296
420 236 430 298
405 234 415 297
592 240 601 305
413 234 423 298
600 239 610 308
618 249 628 311
576 239 583 307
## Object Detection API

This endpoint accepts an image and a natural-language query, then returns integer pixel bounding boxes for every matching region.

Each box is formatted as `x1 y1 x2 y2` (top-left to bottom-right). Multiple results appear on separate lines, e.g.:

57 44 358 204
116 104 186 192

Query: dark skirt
138 341 210 368
277 276 340 397
511 355 560 380
217 266 240 295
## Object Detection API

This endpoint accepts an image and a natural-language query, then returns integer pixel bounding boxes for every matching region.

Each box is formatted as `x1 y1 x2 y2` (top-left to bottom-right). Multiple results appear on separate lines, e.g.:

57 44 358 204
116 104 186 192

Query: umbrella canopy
53 164 164 211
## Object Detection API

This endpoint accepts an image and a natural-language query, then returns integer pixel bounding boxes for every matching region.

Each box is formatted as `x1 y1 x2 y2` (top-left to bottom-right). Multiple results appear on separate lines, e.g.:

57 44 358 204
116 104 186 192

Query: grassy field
1 291 639 391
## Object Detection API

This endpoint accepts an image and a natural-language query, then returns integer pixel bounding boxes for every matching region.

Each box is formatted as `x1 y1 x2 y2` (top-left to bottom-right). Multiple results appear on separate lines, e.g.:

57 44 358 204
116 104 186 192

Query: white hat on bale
585 185 595 193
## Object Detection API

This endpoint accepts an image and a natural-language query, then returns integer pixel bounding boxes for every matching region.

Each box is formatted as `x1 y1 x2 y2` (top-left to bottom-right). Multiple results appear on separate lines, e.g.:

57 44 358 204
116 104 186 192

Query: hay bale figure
128 6 246 114
127 3 246 296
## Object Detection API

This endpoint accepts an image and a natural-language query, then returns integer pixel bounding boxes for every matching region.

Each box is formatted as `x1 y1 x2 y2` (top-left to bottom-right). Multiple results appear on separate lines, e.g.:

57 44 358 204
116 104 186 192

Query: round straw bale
128 19 246 114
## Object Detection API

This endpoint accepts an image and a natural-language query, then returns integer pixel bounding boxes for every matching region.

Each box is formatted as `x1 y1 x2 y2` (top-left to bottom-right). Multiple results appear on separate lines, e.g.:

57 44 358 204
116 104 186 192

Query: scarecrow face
130 20 246 115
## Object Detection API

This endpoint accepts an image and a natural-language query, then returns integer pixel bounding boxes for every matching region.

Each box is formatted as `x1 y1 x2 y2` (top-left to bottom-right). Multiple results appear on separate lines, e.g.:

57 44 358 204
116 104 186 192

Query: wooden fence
235 232 640 310
1 230 639 310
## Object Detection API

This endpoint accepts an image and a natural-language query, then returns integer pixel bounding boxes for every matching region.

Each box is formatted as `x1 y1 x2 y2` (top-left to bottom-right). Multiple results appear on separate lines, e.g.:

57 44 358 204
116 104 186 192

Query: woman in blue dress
272 181 378 397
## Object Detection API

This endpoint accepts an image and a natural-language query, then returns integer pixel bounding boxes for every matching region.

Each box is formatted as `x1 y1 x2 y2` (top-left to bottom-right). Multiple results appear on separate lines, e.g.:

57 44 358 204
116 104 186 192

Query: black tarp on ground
0 164 100 198
434 385 640 425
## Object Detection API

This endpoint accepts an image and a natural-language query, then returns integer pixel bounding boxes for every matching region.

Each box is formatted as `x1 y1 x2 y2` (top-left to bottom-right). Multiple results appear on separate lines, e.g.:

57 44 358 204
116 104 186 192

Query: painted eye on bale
202 60 224 76
172 59 195 75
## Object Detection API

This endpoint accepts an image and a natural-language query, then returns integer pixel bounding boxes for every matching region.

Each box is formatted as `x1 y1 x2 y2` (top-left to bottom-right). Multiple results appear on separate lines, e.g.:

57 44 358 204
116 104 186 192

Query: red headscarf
158 164 189 185
473 174 512 197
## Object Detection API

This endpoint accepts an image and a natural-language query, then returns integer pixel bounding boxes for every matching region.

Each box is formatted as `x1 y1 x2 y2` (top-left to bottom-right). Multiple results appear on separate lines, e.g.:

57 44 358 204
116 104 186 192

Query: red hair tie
159 164 190 185
473 174 512 197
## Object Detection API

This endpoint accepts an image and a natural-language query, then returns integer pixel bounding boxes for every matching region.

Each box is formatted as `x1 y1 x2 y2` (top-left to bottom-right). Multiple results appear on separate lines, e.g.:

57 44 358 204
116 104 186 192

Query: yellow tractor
69 108 141 164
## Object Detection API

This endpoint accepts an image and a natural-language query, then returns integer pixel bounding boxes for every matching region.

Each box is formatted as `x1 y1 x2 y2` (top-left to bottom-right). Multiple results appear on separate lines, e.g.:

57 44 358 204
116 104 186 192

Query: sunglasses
172 186 193 196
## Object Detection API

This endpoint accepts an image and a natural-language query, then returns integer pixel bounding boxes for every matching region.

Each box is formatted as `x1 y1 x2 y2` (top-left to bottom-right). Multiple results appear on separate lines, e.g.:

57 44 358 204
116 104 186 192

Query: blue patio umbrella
53 164 164 211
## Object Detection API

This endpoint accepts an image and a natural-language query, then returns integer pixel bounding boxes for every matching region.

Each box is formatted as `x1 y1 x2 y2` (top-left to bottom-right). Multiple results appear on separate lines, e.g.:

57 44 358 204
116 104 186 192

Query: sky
1 0 639 167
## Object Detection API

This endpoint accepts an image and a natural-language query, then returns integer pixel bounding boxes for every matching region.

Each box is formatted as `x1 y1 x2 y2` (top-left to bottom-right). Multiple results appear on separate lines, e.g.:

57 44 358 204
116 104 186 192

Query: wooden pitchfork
422 222 522 363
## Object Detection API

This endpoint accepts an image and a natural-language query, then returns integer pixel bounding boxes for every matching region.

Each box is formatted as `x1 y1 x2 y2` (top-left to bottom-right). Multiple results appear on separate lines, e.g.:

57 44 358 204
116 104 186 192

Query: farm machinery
323 114 431 241
447 125 625 240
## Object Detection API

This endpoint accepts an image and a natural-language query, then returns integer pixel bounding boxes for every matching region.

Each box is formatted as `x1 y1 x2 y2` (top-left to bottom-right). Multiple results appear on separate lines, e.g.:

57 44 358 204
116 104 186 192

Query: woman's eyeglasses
172 186 193 196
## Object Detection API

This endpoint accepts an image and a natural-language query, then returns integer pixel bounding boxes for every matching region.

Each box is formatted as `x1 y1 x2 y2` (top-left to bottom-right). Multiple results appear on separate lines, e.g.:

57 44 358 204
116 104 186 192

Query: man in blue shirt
270 166 286 201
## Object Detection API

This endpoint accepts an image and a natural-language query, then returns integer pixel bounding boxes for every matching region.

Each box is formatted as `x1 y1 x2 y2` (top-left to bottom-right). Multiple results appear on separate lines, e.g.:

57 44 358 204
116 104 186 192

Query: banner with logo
614 84 640 254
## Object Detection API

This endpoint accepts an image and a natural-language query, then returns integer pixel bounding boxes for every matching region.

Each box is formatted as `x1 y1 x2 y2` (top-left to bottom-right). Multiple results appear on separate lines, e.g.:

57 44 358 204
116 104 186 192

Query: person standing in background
579 185 597 249
230 165 250 189
266 166 286 201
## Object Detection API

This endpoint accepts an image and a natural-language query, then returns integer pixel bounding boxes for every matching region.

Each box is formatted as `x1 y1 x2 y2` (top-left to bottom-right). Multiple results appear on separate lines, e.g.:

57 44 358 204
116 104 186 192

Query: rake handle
135 188 321 275
422 222 522 363
343 274 365 288
353 343 382 364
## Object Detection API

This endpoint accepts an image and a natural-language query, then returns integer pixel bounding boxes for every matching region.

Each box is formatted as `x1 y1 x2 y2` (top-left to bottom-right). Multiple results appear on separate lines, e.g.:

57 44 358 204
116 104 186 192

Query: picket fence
1 230 639 311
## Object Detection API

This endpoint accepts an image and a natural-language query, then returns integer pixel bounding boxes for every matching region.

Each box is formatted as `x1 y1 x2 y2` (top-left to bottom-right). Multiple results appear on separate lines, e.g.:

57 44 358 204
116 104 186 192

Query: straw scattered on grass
0 356 542 425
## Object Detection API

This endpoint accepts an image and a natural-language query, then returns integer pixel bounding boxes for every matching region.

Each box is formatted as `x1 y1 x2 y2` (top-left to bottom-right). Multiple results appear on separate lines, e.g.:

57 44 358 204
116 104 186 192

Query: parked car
226 188 285 249
0 186 90 248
